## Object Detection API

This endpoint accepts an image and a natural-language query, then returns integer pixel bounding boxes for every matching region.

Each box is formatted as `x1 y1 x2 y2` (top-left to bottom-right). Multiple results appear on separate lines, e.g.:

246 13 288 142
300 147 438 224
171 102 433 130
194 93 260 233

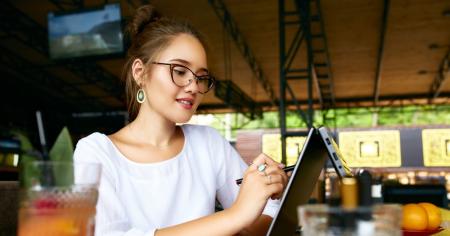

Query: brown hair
122 5 207 121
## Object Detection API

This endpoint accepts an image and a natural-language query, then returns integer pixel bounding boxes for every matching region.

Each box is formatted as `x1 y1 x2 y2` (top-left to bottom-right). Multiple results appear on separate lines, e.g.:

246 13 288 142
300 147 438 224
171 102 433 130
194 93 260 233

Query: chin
168 103 200 123
176 117 192 124
171 112 195 124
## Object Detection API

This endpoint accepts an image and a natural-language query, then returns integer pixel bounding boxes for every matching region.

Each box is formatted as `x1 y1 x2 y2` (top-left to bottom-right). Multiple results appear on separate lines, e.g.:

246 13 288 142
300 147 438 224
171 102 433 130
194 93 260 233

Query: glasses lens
171 65 190 87
196 76 213 93
172 65 212 93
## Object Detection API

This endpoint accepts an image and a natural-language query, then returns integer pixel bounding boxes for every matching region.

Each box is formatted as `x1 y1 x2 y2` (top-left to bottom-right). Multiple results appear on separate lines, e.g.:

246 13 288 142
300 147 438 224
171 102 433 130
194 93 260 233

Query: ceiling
1 0 449 119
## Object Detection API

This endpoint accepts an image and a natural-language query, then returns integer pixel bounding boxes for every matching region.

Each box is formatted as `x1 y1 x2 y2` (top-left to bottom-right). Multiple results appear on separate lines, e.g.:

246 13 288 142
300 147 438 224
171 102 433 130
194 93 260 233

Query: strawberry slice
32 197 59 213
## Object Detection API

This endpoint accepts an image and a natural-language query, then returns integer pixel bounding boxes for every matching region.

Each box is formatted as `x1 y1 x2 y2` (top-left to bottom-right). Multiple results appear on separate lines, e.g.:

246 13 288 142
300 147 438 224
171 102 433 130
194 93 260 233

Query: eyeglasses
151 62 215 94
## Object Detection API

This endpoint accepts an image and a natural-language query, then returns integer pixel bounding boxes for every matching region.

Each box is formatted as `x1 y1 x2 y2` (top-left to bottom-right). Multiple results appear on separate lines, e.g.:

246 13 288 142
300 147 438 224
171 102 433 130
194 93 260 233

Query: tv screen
48 3 123 60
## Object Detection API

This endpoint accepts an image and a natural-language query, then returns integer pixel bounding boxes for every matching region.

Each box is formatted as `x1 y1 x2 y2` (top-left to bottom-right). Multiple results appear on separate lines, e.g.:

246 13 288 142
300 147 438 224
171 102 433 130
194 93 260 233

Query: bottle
328 175 341 206
356 169 373 219
341 177 358 209
340 177 358 232
356 169 375 235
327 175 343 234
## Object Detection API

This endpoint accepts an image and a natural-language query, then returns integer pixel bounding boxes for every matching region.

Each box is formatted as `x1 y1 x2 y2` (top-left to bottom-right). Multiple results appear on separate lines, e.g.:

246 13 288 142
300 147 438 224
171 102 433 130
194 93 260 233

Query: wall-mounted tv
48 3 123 60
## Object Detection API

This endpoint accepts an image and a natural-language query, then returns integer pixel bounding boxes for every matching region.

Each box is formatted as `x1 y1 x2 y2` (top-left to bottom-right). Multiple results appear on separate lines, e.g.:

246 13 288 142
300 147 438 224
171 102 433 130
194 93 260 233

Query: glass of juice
18 161 101 236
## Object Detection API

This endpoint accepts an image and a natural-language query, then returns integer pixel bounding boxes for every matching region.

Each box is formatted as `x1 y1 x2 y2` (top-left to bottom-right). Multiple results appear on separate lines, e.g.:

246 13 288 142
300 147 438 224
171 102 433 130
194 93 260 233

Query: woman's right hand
231 153 288 227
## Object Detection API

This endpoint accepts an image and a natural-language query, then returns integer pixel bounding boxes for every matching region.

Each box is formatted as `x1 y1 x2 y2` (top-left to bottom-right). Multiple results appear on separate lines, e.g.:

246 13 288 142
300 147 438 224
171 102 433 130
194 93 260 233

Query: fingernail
278 163 285 168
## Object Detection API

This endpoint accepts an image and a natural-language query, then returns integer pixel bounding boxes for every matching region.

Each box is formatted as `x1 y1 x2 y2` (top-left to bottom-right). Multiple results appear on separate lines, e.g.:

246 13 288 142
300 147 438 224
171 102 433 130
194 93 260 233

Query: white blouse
74 124 279 236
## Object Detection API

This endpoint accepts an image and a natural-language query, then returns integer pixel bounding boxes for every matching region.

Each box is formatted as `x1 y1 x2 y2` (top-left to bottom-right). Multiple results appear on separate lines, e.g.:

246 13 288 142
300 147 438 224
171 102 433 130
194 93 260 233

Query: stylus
235 165 295 185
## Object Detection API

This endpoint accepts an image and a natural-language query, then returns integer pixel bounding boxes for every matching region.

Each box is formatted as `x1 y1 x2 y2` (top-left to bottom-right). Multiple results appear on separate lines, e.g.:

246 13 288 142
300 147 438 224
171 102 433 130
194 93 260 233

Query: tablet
317 126 353 178
266 128 329 236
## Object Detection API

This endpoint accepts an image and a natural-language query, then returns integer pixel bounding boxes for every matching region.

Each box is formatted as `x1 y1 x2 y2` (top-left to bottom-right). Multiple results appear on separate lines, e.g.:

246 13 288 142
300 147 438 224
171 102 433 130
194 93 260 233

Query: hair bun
127 5 161 40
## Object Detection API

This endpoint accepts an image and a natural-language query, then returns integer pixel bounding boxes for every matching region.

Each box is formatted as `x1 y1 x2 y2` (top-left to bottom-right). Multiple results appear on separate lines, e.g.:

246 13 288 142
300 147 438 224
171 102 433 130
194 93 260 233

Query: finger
273 191 284 200
252 153 282 173
253 153 278 167
265 166 288 185
273 183 286 199
259 153 278 166
251 154 268 169
266 174 283 185
270 173 288 193
244 163 264 177
278 171 288 187
280 169 289 185
254 161 273 176
266 174 272 185
264 164 284 174
266 183 284 200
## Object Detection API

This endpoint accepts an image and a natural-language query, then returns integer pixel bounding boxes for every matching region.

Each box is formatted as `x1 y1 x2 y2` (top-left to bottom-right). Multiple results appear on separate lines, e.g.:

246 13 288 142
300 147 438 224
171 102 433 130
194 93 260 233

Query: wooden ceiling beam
373 0 390 106
208 0 277 106
430 49 450 101
309 0 336 108
199 92 450 111
0 44 103 111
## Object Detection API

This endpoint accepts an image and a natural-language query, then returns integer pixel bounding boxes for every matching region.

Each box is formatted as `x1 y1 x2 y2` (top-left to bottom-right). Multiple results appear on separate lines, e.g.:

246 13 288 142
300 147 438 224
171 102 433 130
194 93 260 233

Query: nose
183 77 201 94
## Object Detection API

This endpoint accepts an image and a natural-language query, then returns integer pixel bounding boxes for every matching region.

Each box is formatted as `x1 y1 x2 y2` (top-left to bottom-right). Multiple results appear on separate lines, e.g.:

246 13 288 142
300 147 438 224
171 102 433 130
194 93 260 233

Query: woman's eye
173 67 188 76
198 77 210 82
174 69 186 76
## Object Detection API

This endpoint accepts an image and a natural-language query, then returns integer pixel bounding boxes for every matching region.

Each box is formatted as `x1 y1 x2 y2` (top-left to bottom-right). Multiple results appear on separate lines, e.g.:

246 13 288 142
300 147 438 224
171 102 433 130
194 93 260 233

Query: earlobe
131 59 145 85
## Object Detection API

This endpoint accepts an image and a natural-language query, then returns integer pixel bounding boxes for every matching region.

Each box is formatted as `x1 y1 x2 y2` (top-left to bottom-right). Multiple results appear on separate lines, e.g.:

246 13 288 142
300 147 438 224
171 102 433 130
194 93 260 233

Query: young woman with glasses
74 4 288 236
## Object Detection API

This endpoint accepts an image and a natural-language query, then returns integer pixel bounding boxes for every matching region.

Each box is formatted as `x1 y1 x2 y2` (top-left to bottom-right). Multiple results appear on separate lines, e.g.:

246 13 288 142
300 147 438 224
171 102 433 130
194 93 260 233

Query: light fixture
359 141 380 158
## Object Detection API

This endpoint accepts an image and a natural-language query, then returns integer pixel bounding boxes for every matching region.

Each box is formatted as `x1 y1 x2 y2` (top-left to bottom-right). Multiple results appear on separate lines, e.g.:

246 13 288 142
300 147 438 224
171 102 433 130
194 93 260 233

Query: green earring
137 89 146 104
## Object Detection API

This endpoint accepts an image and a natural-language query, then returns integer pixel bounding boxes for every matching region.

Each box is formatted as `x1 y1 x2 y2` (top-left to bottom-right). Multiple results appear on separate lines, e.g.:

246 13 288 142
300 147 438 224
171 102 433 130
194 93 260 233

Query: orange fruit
402 203 428 231
418 202 442 230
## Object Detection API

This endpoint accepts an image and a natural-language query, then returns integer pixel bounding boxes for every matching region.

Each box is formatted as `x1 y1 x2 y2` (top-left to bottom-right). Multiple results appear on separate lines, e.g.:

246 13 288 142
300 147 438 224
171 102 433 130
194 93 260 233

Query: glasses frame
151 62 215 94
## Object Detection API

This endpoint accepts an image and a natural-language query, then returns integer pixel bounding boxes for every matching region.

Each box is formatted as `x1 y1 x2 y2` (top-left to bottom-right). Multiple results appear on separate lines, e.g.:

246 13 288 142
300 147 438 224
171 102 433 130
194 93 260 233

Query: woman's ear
131 59 146 86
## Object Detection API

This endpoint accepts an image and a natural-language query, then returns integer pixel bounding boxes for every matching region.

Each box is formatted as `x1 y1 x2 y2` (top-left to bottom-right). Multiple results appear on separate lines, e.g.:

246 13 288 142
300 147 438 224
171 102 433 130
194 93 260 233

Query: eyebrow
169 58 209 73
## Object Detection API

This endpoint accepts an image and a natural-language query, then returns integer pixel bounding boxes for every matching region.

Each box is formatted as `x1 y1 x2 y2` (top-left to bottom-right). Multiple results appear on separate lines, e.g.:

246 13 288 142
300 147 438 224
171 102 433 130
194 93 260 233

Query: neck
128 111 178 148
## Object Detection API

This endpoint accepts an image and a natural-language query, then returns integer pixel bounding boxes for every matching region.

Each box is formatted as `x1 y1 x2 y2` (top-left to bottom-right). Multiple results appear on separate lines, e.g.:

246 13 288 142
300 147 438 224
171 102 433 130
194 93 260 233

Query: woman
74 5 288 236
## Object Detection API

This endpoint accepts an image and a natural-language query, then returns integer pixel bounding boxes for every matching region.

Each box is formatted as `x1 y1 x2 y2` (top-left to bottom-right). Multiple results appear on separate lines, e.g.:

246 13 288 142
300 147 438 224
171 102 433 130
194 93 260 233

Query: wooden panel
323 0 382 98
235 129 263 165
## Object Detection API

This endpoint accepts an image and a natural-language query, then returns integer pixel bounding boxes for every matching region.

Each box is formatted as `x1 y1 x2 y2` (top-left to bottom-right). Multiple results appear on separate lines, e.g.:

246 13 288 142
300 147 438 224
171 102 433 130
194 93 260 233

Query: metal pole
301 0 314 128
279 0 287 164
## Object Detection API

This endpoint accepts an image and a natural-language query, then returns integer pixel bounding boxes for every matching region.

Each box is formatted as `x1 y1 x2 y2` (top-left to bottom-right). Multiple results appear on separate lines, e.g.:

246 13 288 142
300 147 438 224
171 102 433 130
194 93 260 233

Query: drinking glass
298 204 402 236
18 161 101 236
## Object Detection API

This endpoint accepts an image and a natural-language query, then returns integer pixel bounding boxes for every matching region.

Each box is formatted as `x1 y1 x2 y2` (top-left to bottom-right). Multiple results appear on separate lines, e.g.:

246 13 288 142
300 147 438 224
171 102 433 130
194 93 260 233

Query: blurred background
0 0 449 227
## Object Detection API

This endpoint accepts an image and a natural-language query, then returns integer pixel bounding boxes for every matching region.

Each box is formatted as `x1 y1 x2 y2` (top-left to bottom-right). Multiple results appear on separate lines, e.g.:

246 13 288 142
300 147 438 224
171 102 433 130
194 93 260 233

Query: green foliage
19 127 74 188
49 127 74 186
208 105 450 139
49 127 74 163
13 130 40 188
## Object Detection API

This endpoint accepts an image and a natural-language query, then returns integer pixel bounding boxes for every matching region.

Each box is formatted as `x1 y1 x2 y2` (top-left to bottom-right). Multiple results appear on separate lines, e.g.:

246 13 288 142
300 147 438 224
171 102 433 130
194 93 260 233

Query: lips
176 98 194 109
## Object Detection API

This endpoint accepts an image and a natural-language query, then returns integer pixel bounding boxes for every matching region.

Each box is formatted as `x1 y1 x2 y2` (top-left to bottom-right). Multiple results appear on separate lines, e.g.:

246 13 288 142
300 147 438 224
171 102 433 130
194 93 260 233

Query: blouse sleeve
73 136 157 236
210 128 280 218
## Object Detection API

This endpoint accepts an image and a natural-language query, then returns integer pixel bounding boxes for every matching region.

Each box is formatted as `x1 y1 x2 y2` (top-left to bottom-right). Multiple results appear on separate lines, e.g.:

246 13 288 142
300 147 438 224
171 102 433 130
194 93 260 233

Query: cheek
148 75 177 96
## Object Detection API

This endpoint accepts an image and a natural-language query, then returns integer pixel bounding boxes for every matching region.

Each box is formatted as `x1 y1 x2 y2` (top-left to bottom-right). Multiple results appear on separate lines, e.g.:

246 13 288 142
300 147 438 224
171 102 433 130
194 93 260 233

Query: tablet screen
266 128 328 236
